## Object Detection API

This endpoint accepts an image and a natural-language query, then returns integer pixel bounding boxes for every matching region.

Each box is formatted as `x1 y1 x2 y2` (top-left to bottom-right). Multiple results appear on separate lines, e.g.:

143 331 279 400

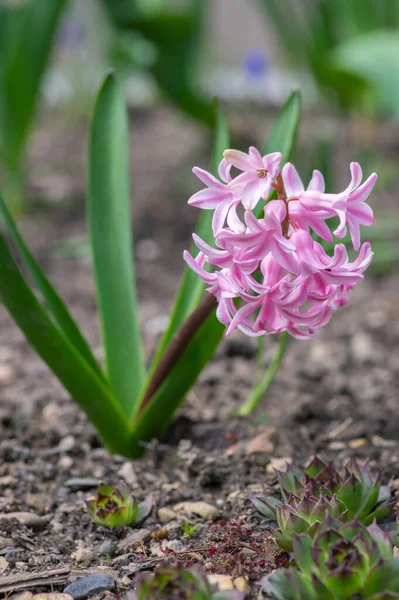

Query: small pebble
99 540 117 556
266 457 292 474
151 539 186 557
71 547 93 563
58 456 73 471
58 435 76 453
118 462 138 488
0 364 15 385
349 438 367 449
157 507 178 523
0 535 15 549
173 501 218 521
372 435 397 448
64 478 100 491
234 576 250 593
0 556 9 571
64 574 115 599
9 594 33 600
0 512 47 529
119 576 132 588
328 441 346 450
207 574 234 590
0 475 17 487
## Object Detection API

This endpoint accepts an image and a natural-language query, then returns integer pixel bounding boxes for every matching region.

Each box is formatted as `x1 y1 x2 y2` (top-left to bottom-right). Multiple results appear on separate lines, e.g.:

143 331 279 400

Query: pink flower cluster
184 148 377 339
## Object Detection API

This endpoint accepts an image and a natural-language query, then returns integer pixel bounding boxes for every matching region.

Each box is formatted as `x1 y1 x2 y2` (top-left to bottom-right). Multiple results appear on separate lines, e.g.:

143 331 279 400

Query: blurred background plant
0 0 67 213
0 0 398 269
256 0 399 118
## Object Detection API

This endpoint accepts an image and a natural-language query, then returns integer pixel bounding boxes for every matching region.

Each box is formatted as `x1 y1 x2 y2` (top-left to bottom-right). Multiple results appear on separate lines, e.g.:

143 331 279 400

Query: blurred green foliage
0 0 67 211
100 0 213 125
257 0 399 117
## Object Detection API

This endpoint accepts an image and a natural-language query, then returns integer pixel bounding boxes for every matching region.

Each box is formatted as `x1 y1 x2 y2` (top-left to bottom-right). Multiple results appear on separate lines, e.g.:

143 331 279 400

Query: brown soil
0 105 399 599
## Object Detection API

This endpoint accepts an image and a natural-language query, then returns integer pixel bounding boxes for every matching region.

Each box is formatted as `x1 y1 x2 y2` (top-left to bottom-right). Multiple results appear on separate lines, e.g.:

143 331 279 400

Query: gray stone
118 462 138 488
64 478 100 491
173 501 218 521
99 540 117 556
0 512 47 529
64 574 115 599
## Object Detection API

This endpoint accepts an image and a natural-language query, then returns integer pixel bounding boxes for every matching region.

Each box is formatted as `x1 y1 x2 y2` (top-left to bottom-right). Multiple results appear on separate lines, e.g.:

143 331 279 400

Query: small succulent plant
251 456 393 550
262 518 399 600
132 564 244 600
85 486 152 528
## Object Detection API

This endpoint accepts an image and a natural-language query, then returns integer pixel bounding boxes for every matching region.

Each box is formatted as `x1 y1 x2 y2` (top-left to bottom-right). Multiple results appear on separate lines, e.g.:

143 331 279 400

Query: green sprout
181 520 198 538
132 564 244 600
85 486 152 528
251 456 394 550
262 518 399 600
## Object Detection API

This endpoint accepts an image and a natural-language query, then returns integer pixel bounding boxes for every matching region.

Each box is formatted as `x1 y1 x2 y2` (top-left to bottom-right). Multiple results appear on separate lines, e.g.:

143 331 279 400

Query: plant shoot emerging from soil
85 486 152 528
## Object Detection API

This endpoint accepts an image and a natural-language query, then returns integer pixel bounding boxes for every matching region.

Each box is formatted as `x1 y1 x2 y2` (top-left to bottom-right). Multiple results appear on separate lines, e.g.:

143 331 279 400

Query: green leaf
0 194 104 380
131 311 225 456
263 90 302 161
148 100 229 375
0 0 67 172
330 31 399 118
101 0 213 125
88 73 146 416
0 229 132 456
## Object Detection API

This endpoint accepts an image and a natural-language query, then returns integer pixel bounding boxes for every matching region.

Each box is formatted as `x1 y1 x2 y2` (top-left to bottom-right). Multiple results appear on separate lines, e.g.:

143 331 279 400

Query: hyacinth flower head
250 456 394 551
184 149 377 339
262 518 399 600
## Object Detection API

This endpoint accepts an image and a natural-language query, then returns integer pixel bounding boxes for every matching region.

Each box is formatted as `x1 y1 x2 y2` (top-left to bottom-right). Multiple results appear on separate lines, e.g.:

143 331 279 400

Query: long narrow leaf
0 231 132 456
148 101 229 374
130 91 302 447
262 90 301 159
0 0 67 172
88 73 146 416
0 194 104 380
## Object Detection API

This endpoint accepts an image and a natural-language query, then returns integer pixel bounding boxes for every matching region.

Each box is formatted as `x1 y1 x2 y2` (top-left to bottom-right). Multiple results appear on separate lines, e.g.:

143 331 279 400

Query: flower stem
237 331 290 416
137 293 217 415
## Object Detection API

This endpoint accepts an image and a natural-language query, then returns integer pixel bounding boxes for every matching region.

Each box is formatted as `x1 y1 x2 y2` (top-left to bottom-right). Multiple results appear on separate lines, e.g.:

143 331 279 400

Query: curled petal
308 169 325 192
223 149 254 171
282 163 305 197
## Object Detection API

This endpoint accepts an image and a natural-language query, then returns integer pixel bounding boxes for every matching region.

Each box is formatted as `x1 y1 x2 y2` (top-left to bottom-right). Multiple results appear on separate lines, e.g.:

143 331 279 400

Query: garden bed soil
0 105 399 599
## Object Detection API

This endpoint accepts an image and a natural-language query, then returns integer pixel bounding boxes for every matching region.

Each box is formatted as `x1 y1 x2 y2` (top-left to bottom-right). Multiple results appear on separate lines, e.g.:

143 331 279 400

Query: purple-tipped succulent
85 486 152 528
131 564 244 600
262 518 399 599
251 456 393 550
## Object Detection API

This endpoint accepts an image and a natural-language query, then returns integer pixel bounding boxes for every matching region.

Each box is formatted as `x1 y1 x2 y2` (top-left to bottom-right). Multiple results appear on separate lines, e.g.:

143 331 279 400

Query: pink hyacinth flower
223 147 282 210
187 167 244 236
282 163 333 242
217 200 299 274
300 162 377 250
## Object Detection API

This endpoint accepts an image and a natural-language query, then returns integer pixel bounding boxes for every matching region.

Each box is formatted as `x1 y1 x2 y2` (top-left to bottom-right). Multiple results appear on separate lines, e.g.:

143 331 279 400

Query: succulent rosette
85 486 152 528
251 456 393 550
132 564 244 600
262 518 399 600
